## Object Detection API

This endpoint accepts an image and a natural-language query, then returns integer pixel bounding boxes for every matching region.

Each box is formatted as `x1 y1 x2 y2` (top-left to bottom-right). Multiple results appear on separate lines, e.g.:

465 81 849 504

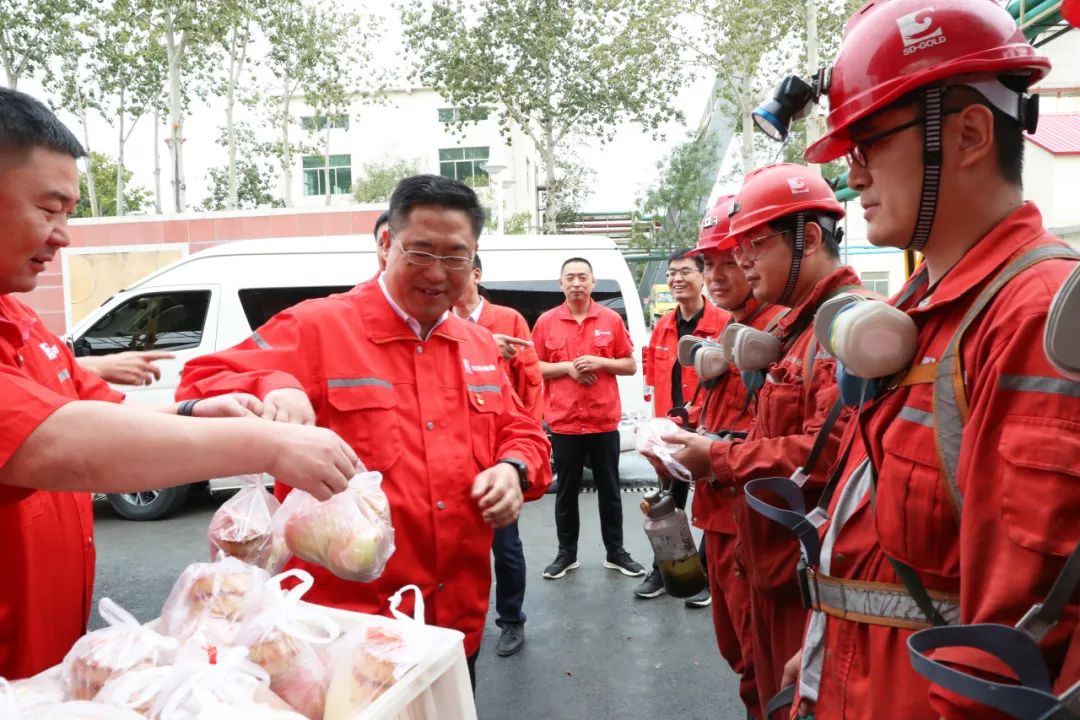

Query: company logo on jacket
897 8 946 55
463 358 497 374
39 342 60 361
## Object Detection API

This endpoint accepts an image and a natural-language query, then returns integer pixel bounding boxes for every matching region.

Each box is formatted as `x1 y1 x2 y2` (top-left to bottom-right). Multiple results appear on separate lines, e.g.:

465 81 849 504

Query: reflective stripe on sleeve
251 332 271 349
327 377 393 389
999 374 1080 399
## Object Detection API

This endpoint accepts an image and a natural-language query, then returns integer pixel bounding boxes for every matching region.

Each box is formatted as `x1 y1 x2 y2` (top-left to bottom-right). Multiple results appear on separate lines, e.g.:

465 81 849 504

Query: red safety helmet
728 163 844 237
689 194 737 256
1064 0 1080 28
806 0 1051 163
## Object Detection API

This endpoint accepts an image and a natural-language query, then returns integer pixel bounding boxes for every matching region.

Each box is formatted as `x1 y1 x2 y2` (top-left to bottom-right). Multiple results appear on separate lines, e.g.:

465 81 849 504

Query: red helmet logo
896 8 946 54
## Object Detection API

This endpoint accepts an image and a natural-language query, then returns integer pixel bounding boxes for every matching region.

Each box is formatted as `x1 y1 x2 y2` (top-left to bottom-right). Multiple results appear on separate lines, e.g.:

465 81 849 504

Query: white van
66 234 652 519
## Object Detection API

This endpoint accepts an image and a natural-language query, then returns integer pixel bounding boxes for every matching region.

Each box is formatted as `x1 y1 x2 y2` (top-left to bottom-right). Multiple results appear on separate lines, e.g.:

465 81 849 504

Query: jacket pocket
874 413 958 575
754 380 803 439
593 334 614 358
999 416 1080 557
467 385 504 469
543 337 569 363
325 382 401 472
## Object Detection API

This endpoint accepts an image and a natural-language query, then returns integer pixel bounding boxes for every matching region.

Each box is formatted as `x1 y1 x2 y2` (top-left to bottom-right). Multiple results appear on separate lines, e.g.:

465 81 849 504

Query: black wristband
499 458 529 491
177 399 200 416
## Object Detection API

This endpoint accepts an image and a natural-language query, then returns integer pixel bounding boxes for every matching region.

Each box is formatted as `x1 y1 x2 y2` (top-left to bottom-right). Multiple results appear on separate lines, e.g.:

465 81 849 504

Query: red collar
0 295 39 350
777 265 862 334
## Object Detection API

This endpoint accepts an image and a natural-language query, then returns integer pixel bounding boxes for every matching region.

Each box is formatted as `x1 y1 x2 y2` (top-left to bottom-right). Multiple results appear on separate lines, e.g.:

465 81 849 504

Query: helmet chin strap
778 213 805 306
908 86 945 252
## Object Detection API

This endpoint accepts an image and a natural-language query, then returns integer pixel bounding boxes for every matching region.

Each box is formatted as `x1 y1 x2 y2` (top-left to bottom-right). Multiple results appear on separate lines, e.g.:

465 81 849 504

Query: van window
480 279 627 330
238 286 352 330
78 291 211 355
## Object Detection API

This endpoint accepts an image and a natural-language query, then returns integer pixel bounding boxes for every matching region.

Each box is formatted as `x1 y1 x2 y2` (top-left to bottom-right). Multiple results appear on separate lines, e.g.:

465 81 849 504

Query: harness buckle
1016 602 1056 643
806 506 830 529
798 560 819 611
790 465 809 487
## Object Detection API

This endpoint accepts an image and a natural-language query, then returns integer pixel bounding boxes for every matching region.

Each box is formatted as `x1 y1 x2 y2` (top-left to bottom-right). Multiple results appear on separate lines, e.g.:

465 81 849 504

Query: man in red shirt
452 252 543 657
533 257 644 580
178 174 552 688
636 247 725 604
763 2 1080 717
684 195 785 719
655 164 859 717
0 87 357 680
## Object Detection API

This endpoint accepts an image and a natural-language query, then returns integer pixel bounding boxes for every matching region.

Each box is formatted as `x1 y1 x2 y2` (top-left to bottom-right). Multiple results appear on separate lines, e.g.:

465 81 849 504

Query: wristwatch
498 458 530 492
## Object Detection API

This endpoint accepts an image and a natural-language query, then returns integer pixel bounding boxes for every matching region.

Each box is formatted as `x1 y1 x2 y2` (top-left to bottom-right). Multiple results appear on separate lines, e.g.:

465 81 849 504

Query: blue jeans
493 520 526 627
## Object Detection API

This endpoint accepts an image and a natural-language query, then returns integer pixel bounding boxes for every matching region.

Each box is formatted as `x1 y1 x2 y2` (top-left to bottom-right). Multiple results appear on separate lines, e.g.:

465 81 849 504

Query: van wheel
106 486 190 521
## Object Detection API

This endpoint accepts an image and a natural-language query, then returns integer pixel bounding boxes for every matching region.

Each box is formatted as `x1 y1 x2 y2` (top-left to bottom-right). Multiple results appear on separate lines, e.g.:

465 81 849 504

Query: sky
21 1 722 216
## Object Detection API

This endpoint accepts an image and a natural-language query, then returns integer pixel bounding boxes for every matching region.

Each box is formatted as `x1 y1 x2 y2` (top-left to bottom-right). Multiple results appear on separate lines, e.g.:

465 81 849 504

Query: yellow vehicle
648 283 677 324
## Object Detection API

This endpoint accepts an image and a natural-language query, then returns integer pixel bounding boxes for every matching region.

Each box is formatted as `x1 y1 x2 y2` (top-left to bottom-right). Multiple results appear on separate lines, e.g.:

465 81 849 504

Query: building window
437 107 490 123
302 154 352 196
300 114 350 130
861 271 890 297
439 147 490 183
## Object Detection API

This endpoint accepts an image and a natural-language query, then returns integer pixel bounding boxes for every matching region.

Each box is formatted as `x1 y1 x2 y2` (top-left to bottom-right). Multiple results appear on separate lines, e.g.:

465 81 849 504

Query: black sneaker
684 588 712 608
542 551 580 579
633 568 666 598
496 623 525 657
604 549 646 577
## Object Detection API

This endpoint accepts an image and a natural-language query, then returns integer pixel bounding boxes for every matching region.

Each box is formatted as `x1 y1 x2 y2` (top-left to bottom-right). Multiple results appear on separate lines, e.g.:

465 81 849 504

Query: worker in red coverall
635 246 725 606
749 1 1079 718
650 164 861 719
178 174 552 690
0 87 357 680
452 252 543 658
683 195 786 719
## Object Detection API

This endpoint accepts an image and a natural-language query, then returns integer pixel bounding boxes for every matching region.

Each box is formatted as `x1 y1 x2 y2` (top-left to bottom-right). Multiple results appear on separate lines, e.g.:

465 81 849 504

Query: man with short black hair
635 247 724 605
533 257 644 580
0 87 357 679
453 252 542 658
373 210 390 271
179 174 552 689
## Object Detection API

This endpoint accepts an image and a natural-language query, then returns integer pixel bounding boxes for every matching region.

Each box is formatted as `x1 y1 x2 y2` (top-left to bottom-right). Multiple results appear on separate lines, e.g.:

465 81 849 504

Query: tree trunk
542 122 557 234
75 89 100 217
323 120 331 206
741 74 755 175
153 104 163 214
281 78 293 207
165 14 186 212
116 87 126 216
225 22 246 210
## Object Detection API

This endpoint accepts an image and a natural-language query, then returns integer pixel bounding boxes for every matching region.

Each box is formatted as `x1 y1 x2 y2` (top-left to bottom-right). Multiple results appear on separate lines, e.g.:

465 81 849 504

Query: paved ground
91 453 746 720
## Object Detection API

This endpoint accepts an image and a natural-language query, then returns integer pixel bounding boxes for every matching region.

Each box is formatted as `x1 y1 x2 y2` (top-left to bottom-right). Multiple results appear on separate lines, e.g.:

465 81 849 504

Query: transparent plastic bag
27 700 147 719
149 643 292 720
280 471 395 582
1 673 66 712
208 474 290 573
159 556 271 647
93 666 173 716
323 586 430 720
236 569 340 720
634 418 693 483
61 599 178 701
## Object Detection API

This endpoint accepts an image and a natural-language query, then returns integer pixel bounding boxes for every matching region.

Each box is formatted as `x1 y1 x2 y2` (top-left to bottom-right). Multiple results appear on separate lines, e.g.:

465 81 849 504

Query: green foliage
504 211 531 235
551 150 595 229
0 0 88 88
352 158 424 203
401 0 684 231
200 163 282 210
73 152 152 218
633 134 718 252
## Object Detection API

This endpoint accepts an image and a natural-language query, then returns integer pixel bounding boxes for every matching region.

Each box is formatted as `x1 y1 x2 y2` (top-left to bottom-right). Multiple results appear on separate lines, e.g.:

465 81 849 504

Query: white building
283 87 543 229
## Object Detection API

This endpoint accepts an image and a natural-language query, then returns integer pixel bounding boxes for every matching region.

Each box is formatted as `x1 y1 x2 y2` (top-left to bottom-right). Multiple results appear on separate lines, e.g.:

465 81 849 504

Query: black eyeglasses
846 109 961 168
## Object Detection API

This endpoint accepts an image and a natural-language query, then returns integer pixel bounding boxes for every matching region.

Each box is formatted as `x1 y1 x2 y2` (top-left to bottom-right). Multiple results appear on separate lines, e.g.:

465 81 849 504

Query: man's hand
566 362 598 385
262 387 316 425
266 423 357 500
573 355 607 374
645 427 715 481
191 393 263 418
78 351 176 386
471 462 524 528
491 334 532 362
780 649 814 718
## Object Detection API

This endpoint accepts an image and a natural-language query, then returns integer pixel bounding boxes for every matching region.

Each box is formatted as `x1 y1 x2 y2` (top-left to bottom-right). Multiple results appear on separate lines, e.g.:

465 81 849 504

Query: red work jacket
532 300 634 435
177 280 551 656
643 300 727 419
798 204 1080 719
709 266 861 590
474 300 544 423
691 300 785 535
0 295 124 679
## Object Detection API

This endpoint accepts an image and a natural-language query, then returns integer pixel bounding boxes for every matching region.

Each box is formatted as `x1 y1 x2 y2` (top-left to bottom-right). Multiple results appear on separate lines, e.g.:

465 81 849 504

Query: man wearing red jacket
0 88 357 680
178 175 552 688
685 195 785 719
636 247 724 605
657 164 859 718
769 2 1080 717
452 252 543 658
